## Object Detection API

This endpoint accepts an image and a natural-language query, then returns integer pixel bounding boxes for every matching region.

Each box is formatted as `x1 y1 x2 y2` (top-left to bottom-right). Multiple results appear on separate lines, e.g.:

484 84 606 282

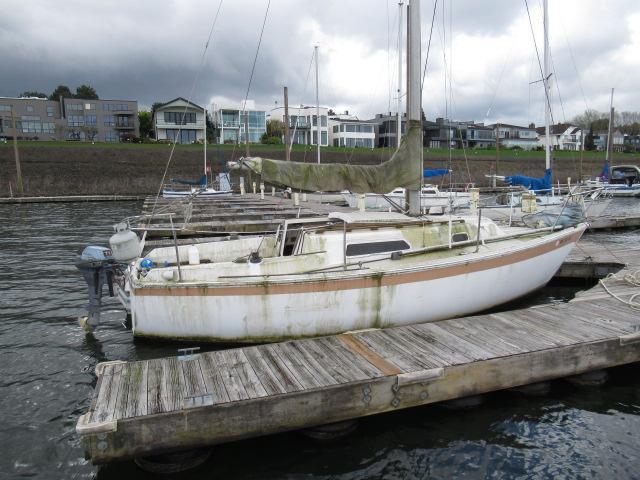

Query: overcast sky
1 0 638 126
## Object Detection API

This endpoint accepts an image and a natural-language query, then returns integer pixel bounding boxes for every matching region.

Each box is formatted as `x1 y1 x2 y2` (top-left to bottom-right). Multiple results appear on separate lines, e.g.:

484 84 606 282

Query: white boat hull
162 188 233 198
130 226 584 342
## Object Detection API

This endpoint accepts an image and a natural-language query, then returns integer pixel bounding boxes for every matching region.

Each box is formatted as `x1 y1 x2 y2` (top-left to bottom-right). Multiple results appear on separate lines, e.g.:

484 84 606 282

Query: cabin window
346 240 410 257
423 190 437 195
452 232 469 242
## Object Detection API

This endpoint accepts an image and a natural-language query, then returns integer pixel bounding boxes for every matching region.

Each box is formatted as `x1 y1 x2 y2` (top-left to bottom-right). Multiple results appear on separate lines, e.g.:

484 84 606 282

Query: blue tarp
170 174 207 186
423 168 450 178
599 161 610 181
505 168 552 192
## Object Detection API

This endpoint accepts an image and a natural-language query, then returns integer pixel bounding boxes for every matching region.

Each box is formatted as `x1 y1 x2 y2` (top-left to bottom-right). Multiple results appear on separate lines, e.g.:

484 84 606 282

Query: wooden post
284 86 291 162
10 107 23 196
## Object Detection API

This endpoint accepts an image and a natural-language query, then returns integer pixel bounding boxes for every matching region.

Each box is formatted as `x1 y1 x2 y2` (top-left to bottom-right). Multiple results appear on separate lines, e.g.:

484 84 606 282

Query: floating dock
138 194 353 238
76 237 640 464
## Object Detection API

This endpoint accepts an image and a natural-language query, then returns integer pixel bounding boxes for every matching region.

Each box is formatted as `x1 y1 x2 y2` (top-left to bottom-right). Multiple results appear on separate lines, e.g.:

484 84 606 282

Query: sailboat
585 89 640 197
81 0 586 343
481 0 610 223
162 107 233 198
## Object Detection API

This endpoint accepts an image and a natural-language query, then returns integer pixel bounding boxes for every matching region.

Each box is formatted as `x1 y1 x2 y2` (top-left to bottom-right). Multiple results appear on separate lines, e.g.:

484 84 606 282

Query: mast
543 0 551 173
605 88 614 167
406 0 421 214
397 1 403 151
203 107 207 183
315 45 321 164
284 86 291 161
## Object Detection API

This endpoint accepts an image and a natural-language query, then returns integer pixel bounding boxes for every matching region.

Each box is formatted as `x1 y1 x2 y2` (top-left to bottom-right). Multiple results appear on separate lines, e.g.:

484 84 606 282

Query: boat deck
77 237 640 464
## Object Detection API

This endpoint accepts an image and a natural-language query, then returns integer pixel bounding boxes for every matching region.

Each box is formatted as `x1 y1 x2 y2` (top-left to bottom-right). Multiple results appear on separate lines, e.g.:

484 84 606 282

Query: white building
328 117 375 148
271 106 329 146
153 97 205 144
537 124 585 151
489 123 539 150
213 106 266 144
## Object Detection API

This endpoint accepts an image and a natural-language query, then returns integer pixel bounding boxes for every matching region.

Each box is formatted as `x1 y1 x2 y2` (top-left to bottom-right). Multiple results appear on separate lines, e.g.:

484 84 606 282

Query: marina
76 233 640 464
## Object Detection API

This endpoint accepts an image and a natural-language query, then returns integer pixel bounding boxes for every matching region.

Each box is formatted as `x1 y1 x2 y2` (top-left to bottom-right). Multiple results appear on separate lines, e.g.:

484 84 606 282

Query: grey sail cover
235 124 423 194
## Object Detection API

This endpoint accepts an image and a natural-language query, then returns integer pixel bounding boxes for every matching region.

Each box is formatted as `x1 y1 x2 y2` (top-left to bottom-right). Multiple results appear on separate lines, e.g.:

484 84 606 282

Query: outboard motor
75 246 116 332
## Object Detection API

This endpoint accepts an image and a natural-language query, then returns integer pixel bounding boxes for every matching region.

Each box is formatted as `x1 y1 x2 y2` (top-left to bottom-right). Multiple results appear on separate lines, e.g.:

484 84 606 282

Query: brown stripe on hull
135 228 584 297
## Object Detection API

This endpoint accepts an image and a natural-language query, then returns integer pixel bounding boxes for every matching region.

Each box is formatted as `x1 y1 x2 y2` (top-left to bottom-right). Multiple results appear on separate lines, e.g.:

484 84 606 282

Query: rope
599 269 640 309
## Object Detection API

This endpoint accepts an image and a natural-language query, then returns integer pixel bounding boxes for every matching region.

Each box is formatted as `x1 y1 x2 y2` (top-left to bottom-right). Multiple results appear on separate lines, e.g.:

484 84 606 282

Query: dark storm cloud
1 0 638 124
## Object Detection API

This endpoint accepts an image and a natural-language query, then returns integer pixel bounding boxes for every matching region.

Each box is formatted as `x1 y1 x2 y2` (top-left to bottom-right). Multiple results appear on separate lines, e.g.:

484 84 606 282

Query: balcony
155 120 205 129
114 123 136 129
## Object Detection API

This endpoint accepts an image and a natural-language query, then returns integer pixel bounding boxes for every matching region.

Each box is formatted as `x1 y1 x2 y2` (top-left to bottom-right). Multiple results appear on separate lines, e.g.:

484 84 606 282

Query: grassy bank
1 141 638 196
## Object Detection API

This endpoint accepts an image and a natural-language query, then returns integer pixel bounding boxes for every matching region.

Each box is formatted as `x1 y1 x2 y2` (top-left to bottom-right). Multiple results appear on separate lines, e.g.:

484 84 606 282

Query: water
1 200 639 479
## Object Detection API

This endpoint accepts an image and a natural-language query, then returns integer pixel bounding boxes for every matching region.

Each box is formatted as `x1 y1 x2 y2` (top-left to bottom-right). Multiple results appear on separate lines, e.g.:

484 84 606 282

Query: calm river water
1 200 639 479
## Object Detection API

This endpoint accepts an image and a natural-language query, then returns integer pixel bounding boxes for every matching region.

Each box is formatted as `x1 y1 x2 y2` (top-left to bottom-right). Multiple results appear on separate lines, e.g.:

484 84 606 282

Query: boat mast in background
315 45 321 164
606 88 615 168
406 0 421 215
543 0 551 175
204 106 208 184
284 86 291 162
397 1 404 151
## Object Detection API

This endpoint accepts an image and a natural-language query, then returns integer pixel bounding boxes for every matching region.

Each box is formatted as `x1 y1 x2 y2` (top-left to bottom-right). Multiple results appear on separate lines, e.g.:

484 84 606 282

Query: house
271 105 329 146
328 114 375 148
536 123 585 151
367 113 407 148
0 96 139 142
153 97 206 144
213 104 266 144
592 130 625 152
489 123 539 150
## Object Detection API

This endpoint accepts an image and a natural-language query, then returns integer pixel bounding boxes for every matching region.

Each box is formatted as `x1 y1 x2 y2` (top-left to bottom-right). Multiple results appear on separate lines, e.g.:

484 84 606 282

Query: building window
105 131 118 142
0 105 10 112
42 122 55 134
86 115 97 126
67 103 83 111
333 125 339 133
321 115 327 127
163 112 196 124
321 131 327 145
46 106 54 117
85 103 96 110
68 115 85 127
103 115 115 126
26 105 34 113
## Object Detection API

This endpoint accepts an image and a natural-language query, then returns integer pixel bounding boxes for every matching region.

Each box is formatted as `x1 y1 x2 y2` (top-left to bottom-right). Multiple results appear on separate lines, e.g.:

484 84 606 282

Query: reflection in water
0 199 639 479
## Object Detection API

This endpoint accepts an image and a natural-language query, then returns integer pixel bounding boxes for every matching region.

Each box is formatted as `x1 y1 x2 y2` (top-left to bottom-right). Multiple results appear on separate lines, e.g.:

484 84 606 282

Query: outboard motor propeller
75 246 116 332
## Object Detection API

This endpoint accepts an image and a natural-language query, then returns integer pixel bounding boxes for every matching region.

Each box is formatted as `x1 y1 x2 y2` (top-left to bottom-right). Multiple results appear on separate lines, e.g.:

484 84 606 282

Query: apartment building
213 106 266 144
271 106 329 146
0 96 138 142
328 115 375 148
153 97 206 144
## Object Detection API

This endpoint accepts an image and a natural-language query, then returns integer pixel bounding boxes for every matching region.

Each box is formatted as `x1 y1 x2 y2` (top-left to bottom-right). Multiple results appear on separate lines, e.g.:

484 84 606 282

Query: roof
488 123 536 130
156 97 204 111
329 211 414 224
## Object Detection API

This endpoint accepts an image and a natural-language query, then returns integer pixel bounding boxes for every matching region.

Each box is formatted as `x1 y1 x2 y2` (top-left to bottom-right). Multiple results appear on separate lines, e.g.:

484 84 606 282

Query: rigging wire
148 0 224 222
421 0 439 93
238 0 272 157
524 0 555 126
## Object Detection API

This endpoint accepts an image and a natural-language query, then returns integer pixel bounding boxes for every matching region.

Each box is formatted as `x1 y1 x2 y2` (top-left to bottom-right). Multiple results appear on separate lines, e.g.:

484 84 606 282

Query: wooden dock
137 194 353 237
76 237 640 464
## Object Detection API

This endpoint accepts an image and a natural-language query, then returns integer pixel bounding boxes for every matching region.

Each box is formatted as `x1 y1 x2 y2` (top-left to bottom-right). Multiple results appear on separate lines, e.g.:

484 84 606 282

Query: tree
75 84 99 99
81 126 98 142
327 108 336 116
138 110 152 139
584 125 595 151
265 118 284 138
49 85 73 100
20 91 47 98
